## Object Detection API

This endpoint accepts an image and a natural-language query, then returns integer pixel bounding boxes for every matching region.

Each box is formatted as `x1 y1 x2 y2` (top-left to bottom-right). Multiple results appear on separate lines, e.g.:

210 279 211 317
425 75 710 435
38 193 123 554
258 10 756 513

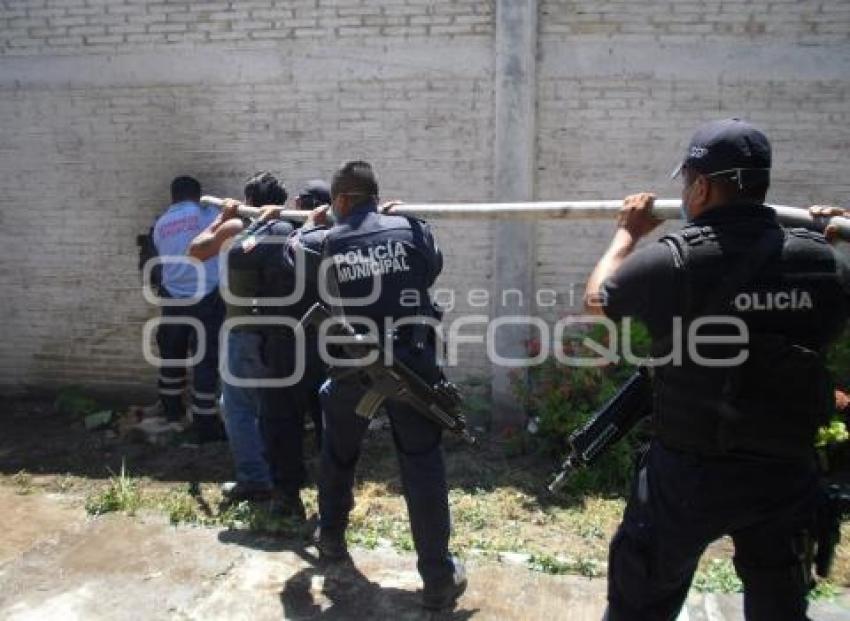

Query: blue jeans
220 330 272 486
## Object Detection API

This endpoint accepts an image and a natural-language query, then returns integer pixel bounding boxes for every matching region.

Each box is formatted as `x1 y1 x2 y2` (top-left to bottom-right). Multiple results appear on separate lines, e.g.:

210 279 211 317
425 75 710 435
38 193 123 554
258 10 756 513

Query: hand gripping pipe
200 196 850 240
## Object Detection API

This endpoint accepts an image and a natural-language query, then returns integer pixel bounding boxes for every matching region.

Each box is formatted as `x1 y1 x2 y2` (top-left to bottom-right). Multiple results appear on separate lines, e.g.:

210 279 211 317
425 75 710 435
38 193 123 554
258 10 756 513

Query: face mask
680 178 697 222
327 198 341 225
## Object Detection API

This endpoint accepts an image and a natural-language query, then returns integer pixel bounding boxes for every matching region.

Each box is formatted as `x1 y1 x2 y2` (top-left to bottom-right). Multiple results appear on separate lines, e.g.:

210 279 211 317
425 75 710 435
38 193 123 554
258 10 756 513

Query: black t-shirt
600 241 679 340
228 218 295 272
600 204 850 350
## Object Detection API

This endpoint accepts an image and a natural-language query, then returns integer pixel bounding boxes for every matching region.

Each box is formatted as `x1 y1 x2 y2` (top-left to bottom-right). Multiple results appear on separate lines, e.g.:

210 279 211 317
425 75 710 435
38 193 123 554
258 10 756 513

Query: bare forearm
188 217 243 261
188 234 217 260
584 229 638 314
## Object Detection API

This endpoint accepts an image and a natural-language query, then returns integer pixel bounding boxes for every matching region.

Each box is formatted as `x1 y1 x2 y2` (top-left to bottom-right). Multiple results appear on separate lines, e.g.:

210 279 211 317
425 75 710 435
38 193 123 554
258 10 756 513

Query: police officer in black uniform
286 161 466 610
222 186 336 517
585 119 850 620
253 181 331 515
280 179 333 448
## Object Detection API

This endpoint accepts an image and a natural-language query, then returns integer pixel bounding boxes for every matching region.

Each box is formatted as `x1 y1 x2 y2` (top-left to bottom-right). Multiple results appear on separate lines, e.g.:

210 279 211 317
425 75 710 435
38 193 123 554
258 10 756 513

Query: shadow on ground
0 396 608 510
217 529 478 620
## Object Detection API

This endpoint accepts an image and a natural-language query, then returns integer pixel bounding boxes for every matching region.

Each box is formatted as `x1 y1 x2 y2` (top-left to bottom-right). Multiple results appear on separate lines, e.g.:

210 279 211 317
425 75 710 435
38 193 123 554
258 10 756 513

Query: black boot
422 557 467 610
180 415 226 446
220 481 273 505
312 525 349 561
270 490 306 521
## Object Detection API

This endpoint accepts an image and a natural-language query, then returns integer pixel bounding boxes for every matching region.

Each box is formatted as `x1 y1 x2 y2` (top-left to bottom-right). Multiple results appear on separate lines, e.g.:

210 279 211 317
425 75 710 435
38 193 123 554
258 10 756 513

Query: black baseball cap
672 118 771 187
297 179 331 208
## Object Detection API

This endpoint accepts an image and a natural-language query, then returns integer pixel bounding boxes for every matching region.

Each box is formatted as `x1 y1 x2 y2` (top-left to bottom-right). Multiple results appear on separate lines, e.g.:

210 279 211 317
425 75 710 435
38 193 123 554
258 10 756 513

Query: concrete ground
2 487 849 621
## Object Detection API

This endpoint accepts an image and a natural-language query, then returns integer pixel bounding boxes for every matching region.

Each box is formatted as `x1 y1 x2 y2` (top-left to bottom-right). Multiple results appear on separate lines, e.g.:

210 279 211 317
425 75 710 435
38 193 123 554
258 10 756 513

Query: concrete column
490 0 538 428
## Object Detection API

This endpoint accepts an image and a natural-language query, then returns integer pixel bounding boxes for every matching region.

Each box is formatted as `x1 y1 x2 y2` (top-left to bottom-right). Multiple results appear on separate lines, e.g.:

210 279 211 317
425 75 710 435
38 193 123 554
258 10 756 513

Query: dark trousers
156 290 224 420
607 442 817 621
317 344 454 585
260 334 325 495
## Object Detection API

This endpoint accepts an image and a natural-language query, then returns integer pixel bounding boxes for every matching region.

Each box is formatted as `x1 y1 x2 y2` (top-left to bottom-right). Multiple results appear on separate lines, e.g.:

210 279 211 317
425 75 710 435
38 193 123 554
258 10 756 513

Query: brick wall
1 0 848 401
0 1 496 398
540 0 850 43
535 0 850 325
1 0 493 54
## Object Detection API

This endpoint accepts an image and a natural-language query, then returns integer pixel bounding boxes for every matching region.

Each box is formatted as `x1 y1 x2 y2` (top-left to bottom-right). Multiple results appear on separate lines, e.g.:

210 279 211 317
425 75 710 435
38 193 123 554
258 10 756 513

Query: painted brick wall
1 0 493 54
0 1 496 398
540 0 850 43
1 0 849 402
534 0 850 325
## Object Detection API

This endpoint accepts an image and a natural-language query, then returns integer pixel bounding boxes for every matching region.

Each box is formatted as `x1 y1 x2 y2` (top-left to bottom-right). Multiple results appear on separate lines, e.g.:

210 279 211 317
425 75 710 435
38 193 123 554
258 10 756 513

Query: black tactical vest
225 220 304 331
652 207 848 460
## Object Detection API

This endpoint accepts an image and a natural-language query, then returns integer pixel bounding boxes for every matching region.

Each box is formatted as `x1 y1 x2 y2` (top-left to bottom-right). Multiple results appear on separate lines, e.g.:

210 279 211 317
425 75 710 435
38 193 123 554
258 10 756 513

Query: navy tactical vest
323 206 442 329
226 219 314 329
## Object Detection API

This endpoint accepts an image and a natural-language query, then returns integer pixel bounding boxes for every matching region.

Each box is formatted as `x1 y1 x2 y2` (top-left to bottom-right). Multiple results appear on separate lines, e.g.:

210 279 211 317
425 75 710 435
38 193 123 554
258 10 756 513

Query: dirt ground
2 395 849 595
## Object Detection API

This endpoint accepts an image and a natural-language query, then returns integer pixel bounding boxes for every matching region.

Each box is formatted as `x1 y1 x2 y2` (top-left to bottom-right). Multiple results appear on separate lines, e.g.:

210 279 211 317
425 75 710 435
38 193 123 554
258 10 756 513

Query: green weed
12 470 33 495
84 462 142 516
693 559 743 594
809 579 841 601
528 553 603 578
54 386 99 417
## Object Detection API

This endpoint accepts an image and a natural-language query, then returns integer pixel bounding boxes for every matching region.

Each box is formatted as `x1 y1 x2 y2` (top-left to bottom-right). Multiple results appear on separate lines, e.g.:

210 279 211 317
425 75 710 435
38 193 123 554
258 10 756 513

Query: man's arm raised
188 198 245 261
585 193 662 315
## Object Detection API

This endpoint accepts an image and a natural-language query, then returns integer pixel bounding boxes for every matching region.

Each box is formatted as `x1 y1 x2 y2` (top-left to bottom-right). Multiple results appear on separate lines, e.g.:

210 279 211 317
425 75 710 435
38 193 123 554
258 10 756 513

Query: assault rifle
299 302 475 445
548 367 652 493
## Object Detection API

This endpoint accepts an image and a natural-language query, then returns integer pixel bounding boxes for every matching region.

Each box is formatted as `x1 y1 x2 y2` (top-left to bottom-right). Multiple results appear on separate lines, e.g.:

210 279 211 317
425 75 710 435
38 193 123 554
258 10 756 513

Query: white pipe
200 195 850 239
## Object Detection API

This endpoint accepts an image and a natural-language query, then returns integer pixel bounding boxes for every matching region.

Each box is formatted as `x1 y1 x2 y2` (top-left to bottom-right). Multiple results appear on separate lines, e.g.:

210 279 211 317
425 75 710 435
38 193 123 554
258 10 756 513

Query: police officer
287 161 466 610
189 172 288 503
585 119 850 620
254 180 332 517
262 179 332 451
152 176 226 443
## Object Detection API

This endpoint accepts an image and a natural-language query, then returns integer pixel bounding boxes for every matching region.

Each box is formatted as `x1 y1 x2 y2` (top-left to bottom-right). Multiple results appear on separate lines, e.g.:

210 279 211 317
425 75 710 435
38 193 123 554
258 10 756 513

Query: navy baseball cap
672 118 771 187
297 179 331 207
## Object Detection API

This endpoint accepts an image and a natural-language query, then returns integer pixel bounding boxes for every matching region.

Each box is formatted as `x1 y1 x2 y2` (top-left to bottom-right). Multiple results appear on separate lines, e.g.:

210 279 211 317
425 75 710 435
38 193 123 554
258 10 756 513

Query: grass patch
12 470 33 495
693 559 843 601
216 500 306 536
84 462 142 516
528 553 603 578
161 490 201 525
810 579 842 601
693 559 743 594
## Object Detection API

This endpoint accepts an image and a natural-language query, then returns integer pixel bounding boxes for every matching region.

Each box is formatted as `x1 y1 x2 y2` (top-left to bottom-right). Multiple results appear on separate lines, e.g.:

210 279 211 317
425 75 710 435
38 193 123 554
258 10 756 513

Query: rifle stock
299 302 475 445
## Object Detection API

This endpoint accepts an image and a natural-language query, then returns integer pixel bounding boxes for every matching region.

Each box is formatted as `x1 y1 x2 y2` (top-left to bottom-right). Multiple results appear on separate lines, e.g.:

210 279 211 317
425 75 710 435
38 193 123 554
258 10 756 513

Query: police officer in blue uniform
287 161 466 610
585 119 850 620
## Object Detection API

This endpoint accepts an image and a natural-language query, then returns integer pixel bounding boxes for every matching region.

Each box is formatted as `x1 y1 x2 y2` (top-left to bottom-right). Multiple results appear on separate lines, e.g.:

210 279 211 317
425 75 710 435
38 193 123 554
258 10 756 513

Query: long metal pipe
200 195 850 239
